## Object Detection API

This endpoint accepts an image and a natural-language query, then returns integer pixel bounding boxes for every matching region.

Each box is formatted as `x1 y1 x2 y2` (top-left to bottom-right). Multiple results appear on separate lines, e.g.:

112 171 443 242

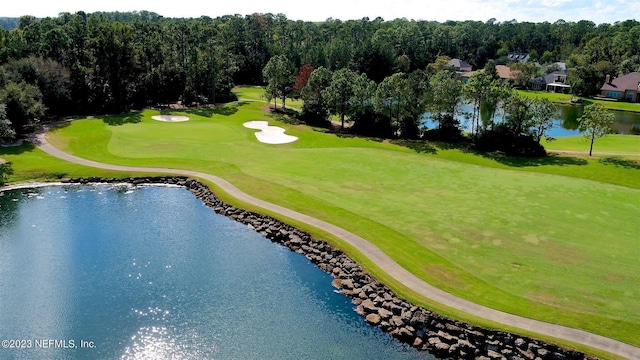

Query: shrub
474 124 546 157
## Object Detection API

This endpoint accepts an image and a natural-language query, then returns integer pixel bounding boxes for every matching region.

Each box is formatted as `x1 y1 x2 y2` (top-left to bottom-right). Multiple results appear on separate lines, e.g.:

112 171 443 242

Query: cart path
31 126 640 360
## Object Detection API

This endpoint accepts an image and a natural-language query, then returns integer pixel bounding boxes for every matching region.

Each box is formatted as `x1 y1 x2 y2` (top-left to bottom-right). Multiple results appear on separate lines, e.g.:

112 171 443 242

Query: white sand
243 121 298 144
152 115 190 122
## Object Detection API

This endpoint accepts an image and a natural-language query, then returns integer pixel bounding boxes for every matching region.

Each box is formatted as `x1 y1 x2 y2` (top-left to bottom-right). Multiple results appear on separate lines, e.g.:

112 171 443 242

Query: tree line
268 56 556 156
0 11 634 146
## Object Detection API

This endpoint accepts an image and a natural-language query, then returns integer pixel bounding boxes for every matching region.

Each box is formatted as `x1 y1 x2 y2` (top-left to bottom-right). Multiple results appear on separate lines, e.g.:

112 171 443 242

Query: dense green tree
0 103 15 141
0 11 637 124
578 103 614 156
2 57 72 116
529 98 557 143
463 70 493 136
509 62 536 89
262 54 295 109
349 73 376 119
323 67 357 129
504 92 532 136
427 69 463 131
0 81 45 134
375 72 406 135
301 66 332 126
401 70 430 139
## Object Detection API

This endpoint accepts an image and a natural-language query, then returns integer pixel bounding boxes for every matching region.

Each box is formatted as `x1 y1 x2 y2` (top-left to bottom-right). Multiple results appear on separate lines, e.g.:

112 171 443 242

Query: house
448 58 473 83
448 58 472 73
600 72 640 102
531 70 571 93
496 65 517 81
507 52 530 63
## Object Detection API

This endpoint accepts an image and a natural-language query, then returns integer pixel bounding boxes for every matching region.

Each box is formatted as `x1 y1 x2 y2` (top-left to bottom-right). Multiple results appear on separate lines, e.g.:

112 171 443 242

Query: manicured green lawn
42 102 640 348
233 85 304 109
0 142 149 184
519 90 640 113
544 134 640 155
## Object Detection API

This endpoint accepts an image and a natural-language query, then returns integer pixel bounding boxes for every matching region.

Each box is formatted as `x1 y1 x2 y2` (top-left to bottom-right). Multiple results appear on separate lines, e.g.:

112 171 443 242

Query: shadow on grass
0 142 34 185
0 141 37 156
0 162 14 185
103 112 142 126
390 139 437 153
599 156 640 170
267 108 304 125
390 137 589 167
480 152 589 167
185 102 245 118
335 132 385 143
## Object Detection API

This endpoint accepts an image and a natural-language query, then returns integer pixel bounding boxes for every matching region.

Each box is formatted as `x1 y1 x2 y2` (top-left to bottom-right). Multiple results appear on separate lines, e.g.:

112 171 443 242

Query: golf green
46 102 640 347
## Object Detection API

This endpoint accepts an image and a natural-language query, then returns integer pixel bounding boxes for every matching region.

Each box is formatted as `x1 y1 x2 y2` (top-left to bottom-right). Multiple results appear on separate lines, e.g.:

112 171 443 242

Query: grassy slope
235 85 304 109
518 90 640 112
544 134 640 154
0 142 153 183
44 102 640 349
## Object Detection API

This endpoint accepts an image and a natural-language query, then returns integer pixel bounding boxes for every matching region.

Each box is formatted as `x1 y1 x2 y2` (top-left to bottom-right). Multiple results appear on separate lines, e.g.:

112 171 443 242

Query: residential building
600 72 640 102
496 65 516 81
531 70 571 93
448 58 472 73
507 52 530 63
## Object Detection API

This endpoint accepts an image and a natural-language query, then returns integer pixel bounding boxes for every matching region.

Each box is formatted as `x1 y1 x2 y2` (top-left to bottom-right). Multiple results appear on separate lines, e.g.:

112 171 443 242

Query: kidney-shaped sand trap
243 121 298 144
152 115 190 122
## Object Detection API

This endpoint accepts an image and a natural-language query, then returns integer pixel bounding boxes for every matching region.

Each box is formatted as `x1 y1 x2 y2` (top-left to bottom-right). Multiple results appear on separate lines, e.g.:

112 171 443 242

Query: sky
2 0 638 24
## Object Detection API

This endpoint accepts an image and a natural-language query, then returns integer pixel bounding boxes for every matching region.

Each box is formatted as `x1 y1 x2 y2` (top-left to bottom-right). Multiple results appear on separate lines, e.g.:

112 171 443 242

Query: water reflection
422 102 640 136
0 185 433 360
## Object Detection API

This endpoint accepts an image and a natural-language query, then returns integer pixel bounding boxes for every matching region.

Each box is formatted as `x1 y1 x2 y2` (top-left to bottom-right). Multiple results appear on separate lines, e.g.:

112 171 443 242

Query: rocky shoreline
58 176 595 360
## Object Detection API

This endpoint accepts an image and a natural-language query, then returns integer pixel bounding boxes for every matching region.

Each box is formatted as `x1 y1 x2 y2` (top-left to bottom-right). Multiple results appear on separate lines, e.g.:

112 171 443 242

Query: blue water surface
0 185 433 360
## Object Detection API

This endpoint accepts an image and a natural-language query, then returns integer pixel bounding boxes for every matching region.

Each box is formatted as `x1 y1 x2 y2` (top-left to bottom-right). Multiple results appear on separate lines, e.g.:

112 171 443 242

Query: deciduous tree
0 82 45 134
0 103 16 142
529 98 557 143
293 64 313 98
427 69 463 131
262 54 295 109
578 103 614 156
301 66 332 126
323 68 357 129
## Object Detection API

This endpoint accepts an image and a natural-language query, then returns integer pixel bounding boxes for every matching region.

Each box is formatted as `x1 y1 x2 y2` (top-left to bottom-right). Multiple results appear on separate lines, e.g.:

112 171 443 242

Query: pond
422 103 640 137
0 184 433 360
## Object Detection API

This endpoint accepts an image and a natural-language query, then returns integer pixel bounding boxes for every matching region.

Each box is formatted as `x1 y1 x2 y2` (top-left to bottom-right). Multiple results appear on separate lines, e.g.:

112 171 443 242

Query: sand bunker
152 115 190 122
243 121 298 144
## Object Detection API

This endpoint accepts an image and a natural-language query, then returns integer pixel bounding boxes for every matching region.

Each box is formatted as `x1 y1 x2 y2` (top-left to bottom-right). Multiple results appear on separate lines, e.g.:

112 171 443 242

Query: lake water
422 103 640 137
0 185 432 360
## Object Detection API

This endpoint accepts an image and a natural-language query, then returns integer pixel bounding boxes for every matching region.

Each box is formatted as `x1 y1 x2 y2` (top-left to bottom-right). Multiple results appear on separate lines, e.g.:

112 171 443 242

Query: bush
350 109 393 138
422 126 466 142
474 124 546 157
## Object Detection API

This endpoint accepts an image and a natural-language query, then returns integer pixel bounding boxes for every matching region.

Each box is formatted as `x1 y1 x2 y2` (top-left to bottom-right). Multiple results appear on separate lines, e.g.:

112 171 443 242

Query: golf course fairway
45 101 640 350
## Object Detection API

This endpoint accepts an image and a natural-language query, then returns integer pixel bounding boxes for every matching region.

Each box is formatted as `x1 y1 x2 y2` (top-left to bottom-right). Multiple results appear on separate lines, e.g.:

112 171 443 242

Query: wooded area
0 11 638 151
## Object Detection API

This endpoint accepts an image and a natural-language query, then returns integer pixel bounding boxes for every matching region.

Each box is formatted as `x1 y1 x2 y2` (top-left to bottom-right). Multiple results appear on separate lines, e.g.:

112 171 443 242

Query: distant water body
422 103 640 137
0 185 433 360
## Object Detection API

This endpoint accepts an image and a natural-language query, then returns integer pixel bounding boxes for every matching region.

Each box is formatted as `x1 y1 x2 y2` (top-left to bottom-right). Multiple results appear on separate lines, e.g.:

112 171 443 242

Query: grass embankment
543 134 640 155
0 142 155 184
519 90 640 113
234 85 304 109
38 101 640 353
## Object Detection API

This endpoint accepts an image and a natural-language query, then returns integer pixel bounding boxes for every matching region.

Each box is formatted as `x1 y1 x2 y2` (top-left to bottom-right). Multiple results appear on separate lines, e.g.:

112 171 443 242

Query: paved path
31 125 640 359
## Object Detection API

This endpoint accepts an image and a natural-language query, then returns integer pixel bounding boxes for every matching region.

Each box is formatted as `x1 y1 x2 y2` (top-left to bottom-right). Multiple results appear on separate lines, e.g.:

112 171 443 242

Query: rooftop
601 72 640 92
